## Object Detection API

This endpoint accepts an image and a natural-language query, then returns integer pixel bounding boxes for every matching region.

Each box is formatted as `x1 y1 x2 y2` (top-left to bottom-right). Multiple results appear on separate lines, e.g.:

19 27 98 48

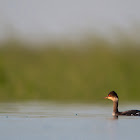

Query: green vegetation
0 35 140 102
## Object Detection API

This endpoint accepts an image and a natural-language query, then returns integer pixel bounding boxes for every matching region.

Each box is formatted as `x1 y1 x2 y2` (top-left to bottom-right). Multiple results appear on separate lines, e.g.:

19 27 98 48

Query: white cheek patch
107 97 112 100
112 98 118 102
108 97 118 102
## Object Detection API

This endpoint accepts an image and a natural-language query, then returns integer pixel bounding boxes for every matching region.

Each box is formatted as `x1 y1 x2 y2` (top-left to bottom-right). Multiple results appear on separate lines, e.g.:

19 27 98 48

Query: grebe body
105 91 140 116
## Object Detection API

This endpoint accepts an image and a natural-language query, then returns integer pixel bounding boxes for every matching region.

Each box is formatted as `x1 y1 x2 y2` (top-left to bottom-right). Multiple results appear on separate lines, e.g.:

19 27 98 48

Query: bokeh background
0 0 140 102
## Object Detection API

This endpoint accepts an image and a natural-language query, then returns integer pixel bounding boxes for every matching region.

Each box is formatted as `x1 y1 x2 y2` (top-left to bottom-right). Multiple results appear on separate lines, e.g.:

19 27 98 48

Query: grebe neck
113 99 119 115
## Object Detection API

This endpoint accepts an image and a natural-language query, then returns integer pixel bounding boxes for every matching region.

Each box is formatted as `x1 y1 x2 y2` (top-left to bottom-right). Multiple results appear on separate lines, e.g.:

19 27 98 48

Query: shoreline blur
0 31 140 102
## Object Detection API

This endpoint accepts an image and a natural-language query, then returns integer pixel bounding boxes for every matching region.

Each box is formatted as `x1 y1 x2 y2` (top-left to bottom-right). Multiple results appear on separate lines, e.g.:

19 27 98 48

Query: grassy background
0 35 140 102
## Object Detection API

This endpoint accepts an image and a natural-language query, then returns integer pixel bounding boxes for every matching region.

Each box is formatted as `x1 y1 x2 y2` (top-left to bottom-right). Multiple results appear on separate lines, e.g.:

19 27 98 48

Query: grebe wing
120 110 140 116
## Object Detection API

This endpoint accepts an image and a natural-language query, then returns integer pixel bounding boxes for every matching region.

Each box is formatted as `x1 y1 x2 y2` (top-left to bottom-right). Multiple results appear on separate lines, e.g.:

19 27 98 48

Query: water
0 102 139 140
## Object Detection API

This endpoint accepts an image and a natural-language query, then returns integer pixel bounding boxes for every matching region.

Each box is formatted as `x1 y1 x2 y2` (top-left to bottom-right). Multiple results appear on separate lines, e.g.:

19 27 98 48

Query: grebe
105 91 140 116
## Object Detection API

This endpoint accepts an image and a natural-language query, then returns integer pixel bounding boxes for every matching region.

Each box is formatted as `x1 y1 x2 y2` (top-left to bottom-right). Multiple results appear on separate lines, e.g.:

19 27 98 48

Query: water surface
0 102 139 140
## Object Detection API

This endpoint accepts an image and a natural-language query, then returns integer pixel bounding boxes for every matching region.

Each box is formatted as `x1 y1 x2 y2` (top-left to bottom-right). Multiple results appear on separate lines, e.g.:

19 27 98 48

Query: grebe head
105 91 118 102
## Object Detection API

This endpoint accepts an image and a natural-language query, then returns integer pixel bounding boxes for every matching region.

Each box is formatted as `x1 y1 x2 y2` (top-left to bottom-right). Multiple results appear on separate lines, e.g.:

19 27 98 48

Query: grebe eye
108 95 111 96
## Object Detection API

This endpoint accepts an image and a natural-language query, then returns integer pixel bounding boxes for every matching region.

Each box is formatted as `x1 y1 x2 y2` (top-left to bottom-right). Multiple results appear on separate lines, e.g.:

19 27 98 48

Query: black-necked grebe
105 91 140 116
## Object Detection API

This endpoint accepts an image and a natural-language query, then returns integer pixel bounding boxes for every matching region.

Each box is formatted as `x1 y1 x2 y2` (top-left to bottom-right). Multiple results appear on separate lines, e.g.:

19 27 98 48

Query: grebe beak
104 96 108 99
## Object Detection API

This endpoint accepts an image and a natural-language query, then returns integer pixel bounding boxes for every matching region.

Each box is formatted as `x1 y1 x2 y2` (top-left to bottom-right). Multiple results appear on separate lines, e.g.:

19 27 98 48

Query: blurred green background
0 31 140 102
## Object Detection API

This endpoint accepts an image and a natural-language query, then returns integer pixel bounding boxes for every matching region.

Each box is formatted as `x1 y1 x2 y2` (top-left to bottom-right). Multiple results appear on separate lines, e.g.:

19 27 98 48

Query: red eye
108 95 111 97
